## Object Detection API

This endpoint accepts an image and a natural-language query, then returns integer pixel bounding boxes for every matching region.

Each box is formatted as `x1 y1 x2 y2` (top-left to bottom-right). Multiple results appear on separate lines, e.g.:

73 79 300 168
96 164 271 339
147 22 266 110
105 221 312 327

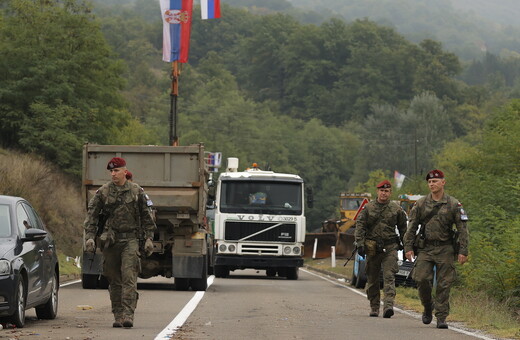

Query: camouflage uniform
403 193 469 321
84 181 156 324
355 200 407 314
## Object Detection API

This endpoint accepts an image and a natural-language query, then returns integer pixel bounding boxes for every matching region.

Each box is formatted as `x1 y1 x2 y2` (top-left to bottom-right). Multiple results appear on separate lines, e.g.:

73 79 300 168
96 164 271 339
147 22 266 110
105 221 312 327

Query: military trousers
365 244 398 310
103 238 141 320
412 244 456 320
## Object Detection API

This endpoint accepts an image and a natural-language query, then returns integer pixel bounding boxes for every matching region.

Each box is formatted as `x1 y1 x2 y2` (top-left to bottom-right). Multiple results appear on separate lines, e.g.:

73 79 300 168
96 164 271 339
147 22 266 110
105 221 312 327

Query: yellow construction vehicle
304 192 371 258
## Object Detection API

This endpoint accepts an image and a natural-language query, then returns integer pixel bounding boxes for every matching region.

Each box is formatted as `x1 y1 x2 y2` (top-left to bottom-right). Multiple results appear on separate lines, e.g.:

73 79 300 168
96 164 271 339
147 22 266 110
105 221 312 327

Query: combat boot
436 318 448 329
113 314 123 328
123 316 134 328
422 303 433 324
383 308 394 318
369 307 379 317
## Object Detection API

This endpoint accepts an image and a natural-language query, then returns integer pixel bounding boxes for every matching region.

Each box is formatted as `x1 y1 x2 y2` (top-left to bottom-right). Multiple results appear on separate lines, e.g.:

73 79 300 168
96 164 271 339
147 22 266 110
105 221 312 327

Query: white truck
81 143 214 291
212 158 311 280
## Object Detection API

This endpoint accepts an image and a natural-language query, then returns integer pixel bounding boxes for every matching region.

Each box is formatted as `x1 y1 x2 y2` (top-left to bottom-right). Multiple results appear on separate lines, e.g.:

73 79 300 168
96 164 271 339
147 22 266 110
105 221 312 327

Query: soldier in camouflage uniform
355 180 407 318
404 169 469 329
84 157 156 328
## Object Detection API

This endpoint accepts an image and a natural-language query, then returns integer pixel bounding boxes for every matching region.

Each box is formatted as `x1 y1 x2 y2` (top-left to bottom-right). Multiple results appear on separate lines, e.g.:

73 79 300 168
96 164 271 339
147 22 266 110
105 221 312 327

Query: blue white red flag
160 0 193 63
201 0 220 20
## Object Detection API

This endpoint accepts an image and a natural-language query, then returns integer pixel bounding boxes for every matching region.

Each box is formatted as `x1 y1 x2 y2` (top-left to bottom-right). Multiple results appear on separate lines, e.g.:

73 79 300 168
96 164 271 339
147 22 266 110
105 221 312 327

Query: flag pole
169 60 180 146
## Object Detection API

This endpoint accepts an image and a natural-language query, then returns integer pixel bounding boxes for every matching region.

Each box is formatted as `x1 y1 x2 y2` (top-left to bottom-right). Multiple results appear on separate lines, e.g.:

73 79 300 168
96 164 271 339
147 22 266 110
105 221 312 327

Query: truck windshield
220 181 302 215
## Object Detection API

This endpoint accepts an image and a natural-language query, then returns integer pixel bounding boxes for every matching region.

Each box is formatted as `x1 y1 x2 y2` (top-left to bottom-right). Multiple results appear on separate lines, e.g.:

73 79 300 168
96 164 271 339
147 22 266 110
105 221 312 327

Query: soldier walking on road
355 180 407 318
84 157 156 328
404 169 469 329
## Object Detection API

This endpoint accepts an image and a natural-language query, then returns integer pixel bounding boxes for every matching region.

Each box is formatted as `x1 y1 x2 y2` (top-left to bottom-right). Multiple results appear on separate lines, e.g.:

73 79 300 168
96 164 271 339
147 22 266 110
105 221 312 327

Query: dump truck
211 159 311 280
81 143 213 291
304 192 370 258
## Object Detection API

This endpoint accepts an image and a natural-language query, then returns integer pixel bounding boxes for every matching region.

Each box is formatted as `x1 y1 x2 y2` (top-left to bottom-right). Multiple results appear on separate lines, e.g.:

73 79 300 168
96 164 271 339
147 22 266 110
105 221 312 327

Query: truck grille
224 221 296 242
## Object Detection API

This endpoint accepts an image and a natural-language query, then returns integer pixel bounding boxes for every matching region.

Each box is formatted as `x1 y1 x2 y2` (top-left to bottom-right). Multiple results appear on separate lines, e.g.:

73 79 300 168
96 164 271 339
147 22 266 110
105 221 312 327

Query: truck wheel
286 267 299 280
266 268 276 277
190 278 208 291
214 265 229 278
175 278 190 291
81 274 98 289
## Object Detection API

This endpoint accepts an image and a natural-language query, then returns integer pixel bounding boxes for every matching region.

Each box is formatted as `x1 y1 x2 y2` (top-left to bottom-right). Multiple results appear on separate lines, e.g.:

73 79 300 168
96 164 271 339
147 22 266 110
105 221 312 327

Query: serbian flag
160 0 193 63
201 0 220 19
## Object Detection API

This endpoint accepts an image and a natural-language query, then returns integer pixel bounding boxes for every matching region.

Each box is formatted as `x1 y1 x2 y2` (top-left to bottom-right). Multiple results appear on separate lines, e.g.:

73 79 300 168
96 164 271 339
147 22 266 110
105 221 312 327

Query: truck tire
99 275 109 289
266 268 276 277
190 256 208 291
175 278 190 291
214 265 229 278
81 274 98 289
286 267 299 280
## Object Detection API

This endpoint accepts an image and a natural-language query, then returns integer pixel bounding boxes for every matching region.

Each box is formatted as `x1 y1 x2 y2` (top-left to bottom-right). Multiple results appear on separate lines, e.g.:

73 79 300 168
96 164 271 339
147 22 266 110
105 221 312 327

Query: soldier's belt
425 239 452 246
115 232 137 239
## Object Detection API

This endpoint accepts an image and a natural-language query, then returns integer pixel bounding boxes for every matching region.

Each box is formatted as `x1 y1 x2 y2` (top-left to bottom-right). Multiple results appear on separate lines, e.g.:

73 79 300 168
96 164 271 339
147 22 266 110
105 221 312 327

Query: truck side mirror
306 186 314 209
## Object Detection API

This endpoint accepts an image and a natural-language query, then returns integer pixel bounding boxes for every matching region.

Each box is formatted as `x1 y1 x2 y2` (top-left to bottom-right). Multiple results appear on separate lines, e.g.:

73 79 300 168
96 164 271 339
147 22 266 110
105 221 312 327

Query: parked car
0 195 59 327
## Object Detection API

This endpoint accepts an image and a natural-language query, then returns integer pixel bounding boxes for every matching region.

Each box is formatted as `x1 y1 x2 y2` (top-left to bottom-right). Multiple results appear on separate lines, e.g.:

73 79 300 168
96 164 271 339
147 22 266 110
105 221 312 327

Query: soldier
404 169 469 329
125 170 133 181
355 180 407 318
84 157 156 328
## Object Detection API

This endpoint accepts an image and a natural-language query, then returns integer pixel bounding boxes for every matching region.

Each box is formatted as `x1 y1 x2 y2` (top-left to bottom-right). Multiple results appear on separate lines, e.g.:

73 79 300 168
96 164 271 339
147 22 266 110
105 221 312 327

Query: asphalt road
0 269 498 340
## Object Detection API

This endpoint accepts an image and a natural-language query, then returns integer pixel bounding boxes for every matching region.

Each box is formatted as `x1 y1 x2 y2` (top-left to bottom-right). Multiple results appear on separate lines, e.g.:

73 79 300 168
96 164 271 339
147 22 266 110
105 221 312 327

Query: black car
0 195 59 327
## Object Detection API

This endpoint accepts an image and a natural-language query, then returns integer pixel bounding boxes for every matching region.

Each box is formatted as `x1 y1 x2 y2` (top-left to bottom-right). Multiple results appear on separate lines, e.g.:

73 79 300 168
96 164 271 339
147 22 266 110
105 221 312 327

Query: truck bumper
215 255 303 269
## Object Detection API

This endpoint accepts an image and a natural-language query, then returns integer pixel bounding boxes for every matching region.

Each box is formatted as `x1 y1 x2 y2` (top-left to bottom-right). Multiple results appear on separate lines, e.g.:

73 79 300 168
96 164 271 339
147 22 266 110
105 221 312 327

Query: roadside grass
305 258 520 340
58 252 81 277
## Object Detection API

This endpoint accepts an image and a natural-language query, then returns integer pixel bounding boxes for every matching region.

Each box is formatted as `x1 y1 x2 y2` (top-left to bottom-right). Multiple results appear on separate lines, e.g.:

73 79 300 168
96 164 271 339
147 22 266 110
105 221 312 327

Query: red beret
426 169 444 181
107 157 126 170
125 171 133 180
376 180 392 189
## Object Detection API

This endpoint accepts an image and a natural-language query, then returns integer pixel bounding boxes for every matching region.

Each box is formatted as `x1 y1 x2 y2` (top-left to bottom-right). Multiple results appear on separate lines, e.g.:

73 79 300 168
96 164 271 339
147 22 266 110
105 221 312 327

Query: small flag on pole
160 0 194 63
201 0 221 19
394 170 406 189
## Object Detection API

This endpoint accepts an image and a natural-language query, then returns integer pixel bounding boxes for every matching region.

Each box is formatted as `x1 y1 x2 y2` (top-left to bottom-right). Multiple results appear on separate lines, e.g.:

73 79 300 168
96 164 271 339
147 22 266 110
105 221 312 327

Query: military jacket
355 200 407 246
403 193 469 256
84 181 156 240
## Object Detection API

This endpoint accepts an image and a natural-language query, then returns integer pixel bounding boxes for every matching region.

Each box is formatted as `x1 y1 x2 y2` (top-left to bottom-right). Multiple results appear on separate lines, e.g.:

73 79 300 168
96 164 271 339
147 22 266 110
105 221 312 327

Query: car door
22 202 54 298
15 202 44 304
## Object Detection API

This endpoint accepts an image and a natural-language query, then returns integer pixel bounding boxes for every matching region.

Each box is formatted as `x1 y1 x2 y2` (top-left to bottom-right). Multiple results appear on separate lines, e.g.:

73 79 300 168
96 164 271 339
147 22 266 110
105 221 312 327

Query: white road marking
154 275 215 340
301 268 496 340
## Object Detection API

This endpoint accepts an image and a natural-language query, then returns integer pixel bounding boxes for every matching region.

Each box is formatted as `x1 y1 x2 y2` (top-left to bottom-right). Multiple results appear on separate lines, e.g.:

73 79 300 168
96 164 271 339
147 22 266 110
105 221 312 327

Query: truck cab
213 159 307 280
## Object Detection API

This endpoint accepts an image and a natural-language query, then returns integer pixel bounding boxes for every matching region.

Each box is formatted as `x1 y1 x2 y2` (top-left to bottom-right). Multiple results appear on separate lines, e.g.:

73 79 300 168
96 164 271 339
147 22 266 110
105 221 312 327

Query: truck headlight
0 259 11 276
283 246 291 255
218 244 227 252
228 244 236 252
292 246 301 255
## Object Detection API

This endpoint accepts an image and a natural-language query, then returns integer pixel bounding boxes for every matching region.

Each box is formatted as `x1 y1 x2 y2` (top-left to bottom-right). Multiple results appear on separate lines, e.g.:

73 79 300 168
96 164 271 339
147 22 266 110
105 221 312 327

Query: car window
16 203 32 236
22 202 44 230
0 204 11 237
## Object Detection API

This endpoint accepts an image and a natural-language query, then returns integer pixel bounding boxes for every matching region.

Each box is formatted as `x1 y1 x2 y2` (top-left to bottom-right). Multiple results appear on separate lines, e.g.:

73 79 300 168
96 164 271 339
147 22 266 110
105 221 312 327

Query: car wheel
36 271 58 320
11 278 26 328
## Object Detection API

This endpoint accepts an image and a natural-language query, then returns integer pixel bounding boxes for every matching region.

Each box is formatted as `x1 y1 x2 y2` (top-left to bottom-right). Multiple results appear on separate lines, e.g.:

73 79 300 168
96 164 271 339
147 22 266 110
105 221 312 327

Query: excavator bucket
335 231 356 257
303 232 338 259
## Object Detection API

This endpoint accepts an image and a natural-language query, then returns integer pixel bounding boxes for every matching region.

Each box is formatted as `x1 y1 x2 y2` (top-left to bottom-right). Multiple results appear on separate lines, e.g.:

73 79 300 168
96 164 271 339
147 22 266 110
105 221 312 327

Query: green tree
0 0 130 174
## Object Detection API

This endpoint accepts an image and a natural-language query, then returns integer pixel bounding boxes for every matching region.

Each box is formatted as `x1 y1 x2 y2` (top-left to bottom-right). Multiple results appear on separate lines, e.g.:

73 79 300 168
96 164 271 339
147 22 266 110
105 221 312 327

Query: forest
0 0 519 315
